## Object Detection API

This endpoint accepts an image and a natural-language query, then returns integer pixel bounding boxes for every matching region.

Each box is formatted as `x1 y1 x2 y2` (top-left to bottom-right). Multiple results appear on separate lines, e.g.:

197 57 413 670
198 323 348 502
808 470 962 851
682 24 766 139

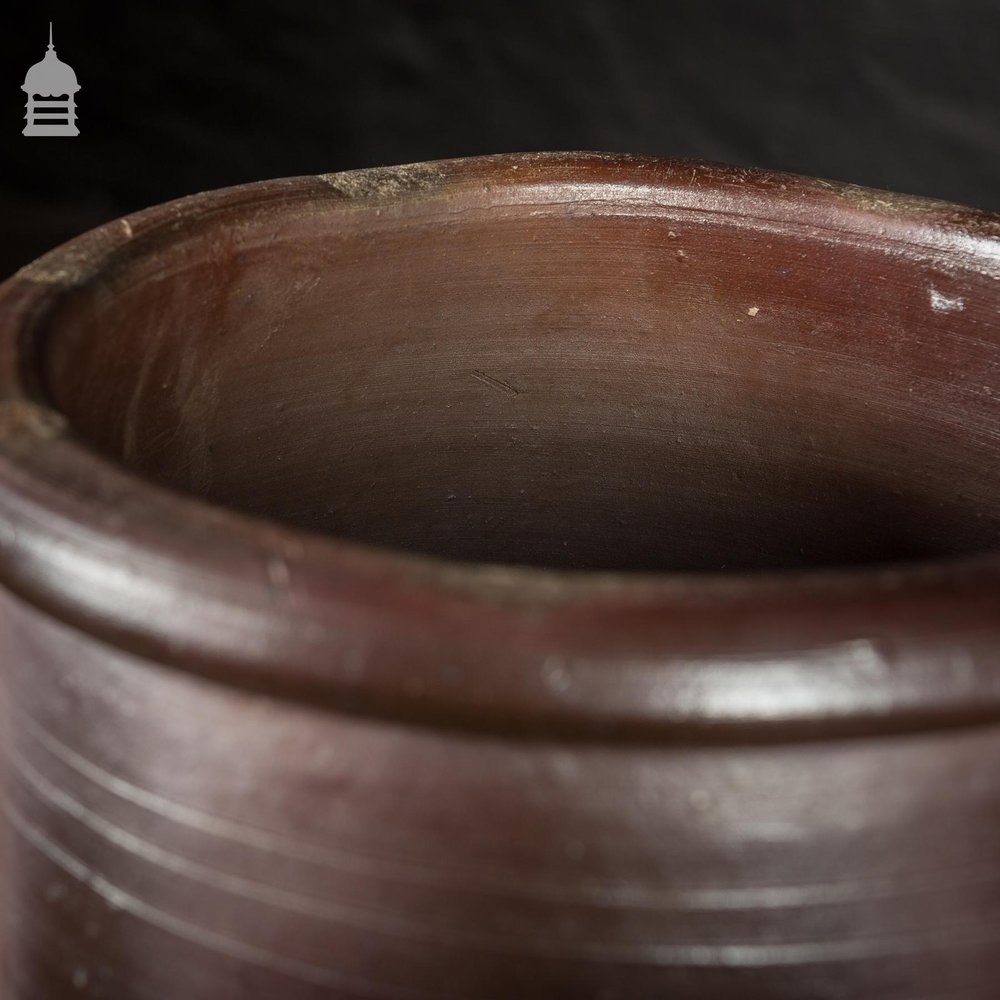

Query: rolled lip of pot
1 152 1000 743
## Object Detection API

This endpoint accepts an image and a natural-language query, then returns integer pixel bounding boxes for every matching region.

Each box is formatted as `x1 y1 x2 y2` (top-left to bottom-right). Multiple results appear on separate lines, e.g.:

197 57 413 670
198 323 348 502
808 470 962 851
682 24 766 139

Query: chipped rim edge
1 151 1000 743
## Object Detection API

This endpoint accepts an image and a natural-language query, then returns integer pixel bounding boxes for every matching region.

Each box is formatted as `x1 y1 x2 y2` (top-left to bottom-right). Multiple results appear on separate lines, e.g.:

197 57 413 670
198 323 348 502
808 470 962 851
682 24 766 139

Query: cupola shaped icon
22 23 80 136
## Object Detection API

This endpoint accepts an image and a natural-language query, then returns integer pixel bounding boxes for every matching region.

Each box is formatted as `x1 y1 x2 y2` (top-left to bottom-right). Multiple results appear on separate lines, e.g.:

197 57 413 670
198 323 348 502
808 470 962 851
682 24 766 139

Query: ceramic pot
2 153 1000 999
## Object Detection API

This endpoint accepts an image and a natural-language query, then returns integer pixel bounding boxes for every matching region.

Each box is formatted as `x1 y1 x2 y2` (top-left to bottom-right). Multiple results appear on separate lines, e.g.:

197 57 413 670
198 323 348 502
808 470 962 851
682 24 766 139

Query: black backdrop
2 1 999 277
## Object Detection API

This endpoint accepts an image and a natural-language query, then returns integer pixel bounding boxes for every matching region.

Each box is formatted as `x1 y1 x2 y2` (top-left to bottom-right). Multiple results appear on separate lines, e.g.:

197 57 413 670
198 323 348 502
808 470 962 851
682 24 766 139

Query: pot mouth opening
4 158 1000 740
18 155 1000 580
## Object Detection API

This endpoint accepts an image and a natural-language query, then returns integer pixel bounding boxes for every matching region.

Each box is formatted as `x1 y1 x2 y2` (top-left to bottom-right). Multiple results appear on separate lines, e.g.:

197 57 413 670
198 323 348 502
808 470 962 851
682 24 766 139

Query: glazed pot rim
2 151 1000 742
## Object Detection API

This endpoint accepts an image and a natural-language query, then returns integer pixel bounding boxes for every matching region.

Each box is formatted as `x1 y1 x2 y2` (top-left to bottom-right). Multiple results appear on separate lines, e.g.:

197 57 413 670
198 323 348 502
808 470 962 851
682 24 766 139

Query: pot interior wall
40 183 1000 572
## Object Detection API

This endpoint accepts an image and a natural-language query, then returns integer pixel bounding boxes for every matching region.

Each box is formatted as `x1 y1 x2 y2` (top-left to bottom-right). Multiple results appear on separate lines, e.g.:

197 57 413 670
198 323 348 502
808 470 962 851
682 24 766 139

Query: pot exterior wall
3 592 1000 998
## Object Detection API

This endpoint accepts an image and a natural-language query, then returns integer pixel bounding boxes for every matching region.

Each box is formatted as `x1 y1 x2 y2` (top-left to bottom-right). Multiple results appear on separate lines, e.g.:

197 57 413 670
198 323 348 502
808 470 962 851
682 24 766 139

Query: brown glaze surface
2 153 1000 997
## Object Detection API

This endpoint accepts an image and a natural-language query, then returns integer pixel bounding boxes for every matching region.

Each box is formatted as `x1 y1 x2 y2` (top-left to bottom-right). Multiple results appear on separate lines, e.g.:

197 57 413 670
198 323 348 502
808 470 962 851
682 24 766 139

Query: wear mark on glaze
16 791 1000 970
13 747 547 950
0 399 66 439
929 287 965 314
16 715 1000 912
5 805 427 997
318 163 447 202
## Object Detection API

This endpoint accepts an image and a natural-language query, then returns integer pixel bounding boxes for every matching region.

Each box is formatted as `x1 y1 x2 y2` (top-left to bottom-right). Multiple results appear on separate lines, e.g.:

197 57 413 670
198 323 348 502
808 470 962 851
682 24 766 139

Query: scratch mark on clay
472 370 519 396
929 287 965 314
120 218 133 239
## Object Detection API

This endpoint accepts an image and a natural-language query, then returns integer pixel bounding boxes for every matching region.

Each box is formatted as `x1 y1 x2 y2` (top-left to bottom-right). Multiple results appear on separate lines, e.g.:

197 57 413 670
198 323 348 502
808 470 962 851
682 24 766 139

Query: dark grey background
2 0 998 277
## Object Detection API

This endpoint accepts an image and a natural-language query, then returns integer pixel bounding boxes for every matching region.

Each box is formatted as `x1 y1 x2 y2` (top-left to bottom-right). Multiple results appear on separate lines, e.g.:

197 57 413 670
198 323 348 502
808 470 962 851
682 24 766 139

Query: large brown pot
2 153 1000 998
